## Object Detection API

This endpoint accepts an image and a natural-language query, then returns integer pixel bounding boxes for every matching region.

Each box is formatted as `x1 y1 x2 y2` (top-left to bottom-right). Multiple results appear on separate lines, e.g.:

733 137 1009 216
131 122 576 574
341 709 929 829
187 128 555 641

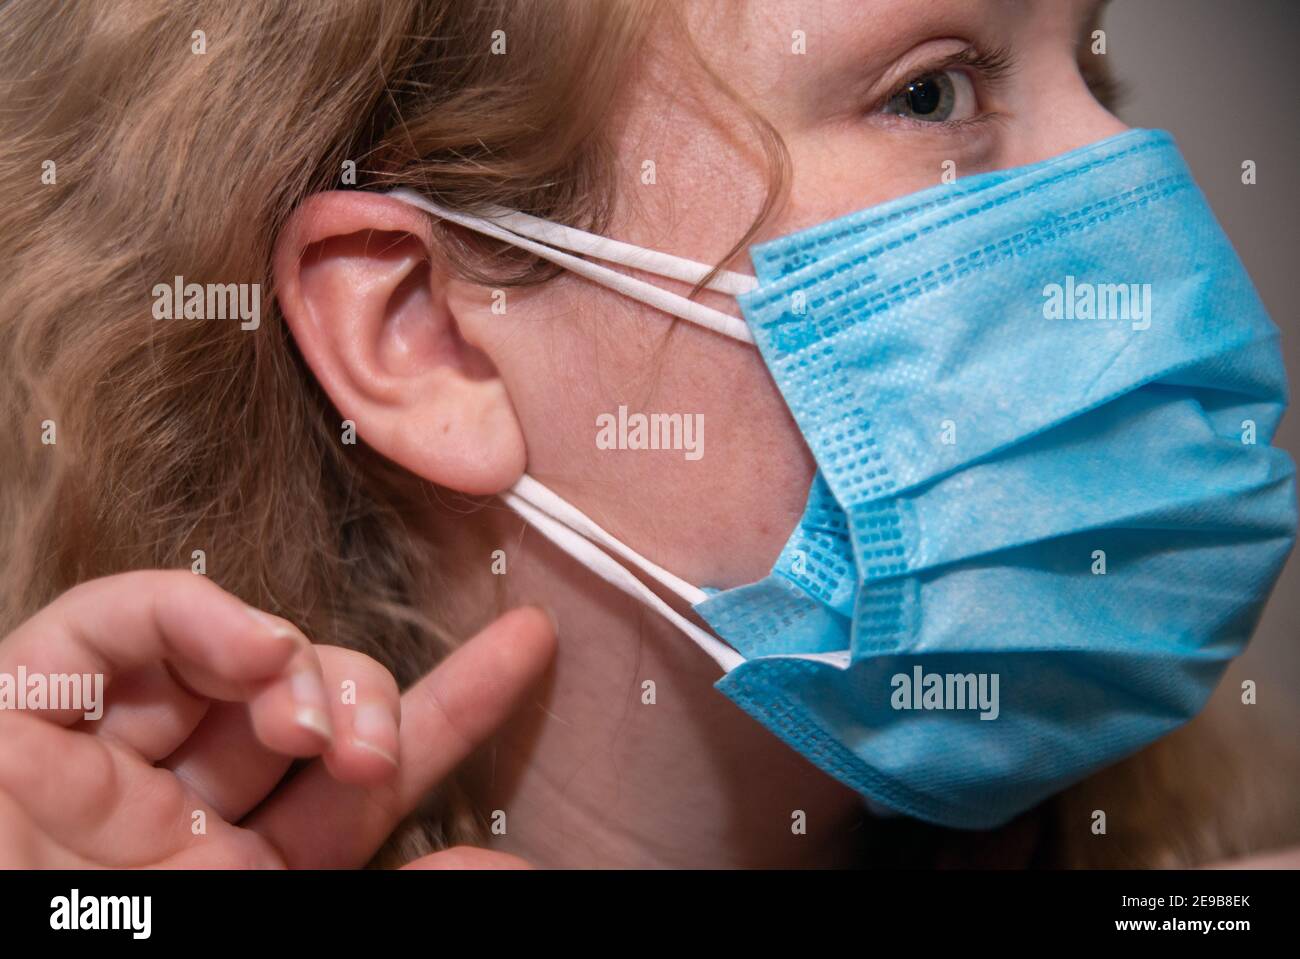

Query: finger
246 606 556 868
0 711 207 865
0 571 300 727
1203 844 1300 869
0 790 74 868
400 846 533 870
245 640 335 756
388 606 557 800
0 712 120 838
161 701 295 823
85 661 210 761
161 645 401 820
84 610 332 762
315 646 401 786
0 789 110 869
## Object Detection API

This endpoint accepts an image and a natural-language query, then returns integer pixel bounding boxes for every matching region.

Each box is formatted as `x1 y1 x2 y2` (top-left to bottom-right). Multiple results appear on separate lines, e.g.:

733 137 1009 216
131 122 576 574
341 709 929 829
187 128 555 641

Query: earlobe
273 191 526 495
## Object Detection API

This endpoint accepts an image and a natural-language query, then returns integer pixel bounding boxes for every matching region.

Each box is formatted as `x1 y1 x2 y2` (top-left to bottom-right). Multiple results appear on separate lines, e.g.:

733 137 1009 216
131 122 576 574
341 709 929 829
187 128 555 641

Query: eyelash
875 43 1017 131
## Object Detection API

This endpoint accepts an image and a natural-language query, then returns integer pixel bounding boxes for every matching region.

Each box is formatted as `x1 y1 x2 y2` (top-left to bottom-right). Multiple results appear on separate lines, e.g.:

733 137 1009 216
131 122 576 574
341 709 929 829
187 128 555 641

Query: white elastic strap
503 476 854 674
387 187 755 344
479 205 759 297
502 477 744 673
510 475 707 606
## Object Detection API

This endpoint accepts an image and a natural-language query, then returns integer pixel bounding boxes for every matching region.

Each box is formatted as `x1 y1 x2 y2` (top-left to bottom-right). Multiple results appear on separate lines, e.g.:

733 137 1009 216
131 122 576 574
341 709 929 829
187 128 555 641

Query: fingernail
352 704 398 766
541 605 559 636
246 607 301 645
291 670 332 741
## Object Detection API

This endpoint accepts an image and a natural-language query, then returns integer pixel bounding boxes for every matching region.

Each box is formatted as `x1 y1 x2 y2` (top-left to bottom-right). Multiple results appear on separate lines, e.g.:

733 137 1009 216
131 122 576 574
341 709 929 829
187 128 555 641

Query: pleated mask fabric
387 128 1296 829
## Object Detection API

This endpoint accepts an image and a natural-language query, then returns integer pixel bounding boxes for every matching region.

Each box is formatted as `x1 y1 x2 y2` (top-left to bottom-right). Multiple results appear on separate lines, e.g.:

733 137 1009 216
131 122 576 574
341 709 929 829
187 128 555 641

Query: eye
880 69 977 123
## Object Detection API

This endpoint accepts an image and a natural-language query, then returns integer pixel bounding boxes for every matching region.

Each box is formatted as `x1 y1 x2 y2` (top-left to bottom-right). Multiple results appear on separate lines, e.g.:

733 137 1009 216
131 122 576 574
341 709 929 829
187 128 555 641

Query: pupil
906 78 941 115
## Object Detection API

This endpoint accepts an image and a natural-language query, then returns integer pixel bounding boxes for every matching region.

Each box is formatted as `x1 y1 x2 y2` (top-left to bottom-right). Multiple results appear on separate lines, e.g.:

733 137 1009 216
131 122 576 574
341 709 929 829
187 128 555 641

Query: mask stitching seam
745 139 1174 311
753 134 1166 269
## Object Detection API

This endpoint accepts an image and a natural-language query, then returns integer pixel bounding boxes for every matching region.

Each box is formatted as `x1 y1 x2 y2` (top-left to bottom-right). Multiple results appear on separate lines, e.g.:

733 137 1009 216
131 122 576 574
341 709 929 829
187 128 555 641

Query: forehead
675 0 1101 76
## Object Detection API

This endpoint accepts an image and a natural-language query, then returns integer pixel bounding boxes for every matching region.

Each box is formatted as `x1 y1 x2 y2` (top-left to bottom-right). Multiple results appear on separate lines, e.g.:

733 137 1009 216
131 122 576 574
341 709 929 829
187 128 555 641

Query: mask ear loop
472 205 760 297
386 188 756 344
385 187 750 671
502 476 744 673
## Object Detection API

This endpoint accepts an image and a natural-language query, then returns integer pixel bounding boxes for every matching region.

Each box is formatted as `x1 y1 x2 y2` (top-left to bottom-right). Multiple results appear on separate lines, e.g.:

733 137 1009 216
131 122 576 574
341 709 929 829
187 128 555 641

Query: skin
5 0 1283 868
0 570 553 867
272 0 1125 867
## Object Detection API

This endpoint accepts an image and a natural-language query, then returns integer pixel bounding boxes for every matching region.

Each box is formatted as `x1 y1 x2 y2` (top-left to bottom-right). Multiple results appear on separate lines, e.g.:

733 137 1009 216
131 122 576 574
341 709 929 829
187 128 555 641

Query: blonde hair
0 0 671 855
0 0 790 860
0 0 1290 868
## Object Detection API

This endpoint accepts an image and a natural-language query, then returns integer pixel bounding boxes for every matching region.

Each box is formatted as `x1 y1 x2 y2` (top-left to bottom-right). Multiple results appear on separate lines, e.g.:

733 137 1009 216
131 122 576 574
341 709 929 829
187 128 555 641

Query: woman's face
443 0 1126 590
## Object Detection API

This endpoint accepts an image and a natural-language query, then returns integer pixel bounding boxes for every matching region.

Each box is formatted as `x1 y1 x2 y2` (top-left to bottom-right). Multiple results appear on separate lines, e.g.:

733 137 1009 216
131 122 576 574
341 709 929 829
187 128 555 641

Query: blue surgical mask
387 128 1297 829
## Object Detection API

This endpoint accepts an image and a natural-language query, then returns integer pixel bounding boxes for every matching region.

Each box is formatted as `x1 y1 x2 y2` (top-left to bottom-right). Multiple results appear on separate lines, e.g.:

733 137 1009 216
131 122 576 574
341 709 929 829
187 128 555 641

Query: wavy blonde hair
0 0 670 858
0 0 1290 867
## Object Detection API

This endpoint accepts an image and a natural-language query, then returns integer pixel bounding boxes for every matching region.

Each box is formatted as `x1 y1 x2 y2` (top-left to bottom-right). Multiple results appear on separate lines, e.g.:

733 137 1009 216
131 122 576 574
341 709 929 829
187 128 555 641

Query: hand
0 571 555 868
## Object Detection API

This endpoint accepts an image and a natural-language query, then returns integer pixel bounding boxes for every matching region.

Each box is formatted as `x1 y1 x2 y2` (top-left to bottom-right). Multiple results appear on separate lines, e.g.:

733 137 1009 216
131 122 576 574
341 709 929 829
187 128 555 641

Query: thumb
401 846 534 870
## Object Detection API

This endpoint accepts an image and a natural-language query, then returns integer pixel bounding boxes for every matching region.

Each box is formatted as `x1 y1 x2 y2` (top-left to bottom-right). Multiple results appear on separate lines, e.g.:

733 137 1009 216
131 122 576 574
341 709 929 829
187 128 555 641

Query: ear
273 191 525 495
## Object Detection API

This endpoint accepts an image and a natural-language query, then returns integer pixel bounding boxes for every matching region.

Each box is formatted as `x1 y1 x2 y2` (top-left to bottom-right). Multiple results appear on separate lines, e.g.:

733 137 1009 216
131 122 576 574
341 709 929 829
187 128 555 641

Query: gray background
1107 0 1298 713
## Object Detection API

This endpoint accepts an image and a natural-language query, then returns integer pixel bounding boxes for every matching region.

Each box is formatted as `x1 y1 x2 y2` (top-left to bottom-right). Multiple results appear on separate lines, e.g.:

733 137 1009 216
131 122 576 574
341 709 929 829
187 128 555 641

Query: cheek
496 278 816 589
771 130 1000 242
681 340 817 588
